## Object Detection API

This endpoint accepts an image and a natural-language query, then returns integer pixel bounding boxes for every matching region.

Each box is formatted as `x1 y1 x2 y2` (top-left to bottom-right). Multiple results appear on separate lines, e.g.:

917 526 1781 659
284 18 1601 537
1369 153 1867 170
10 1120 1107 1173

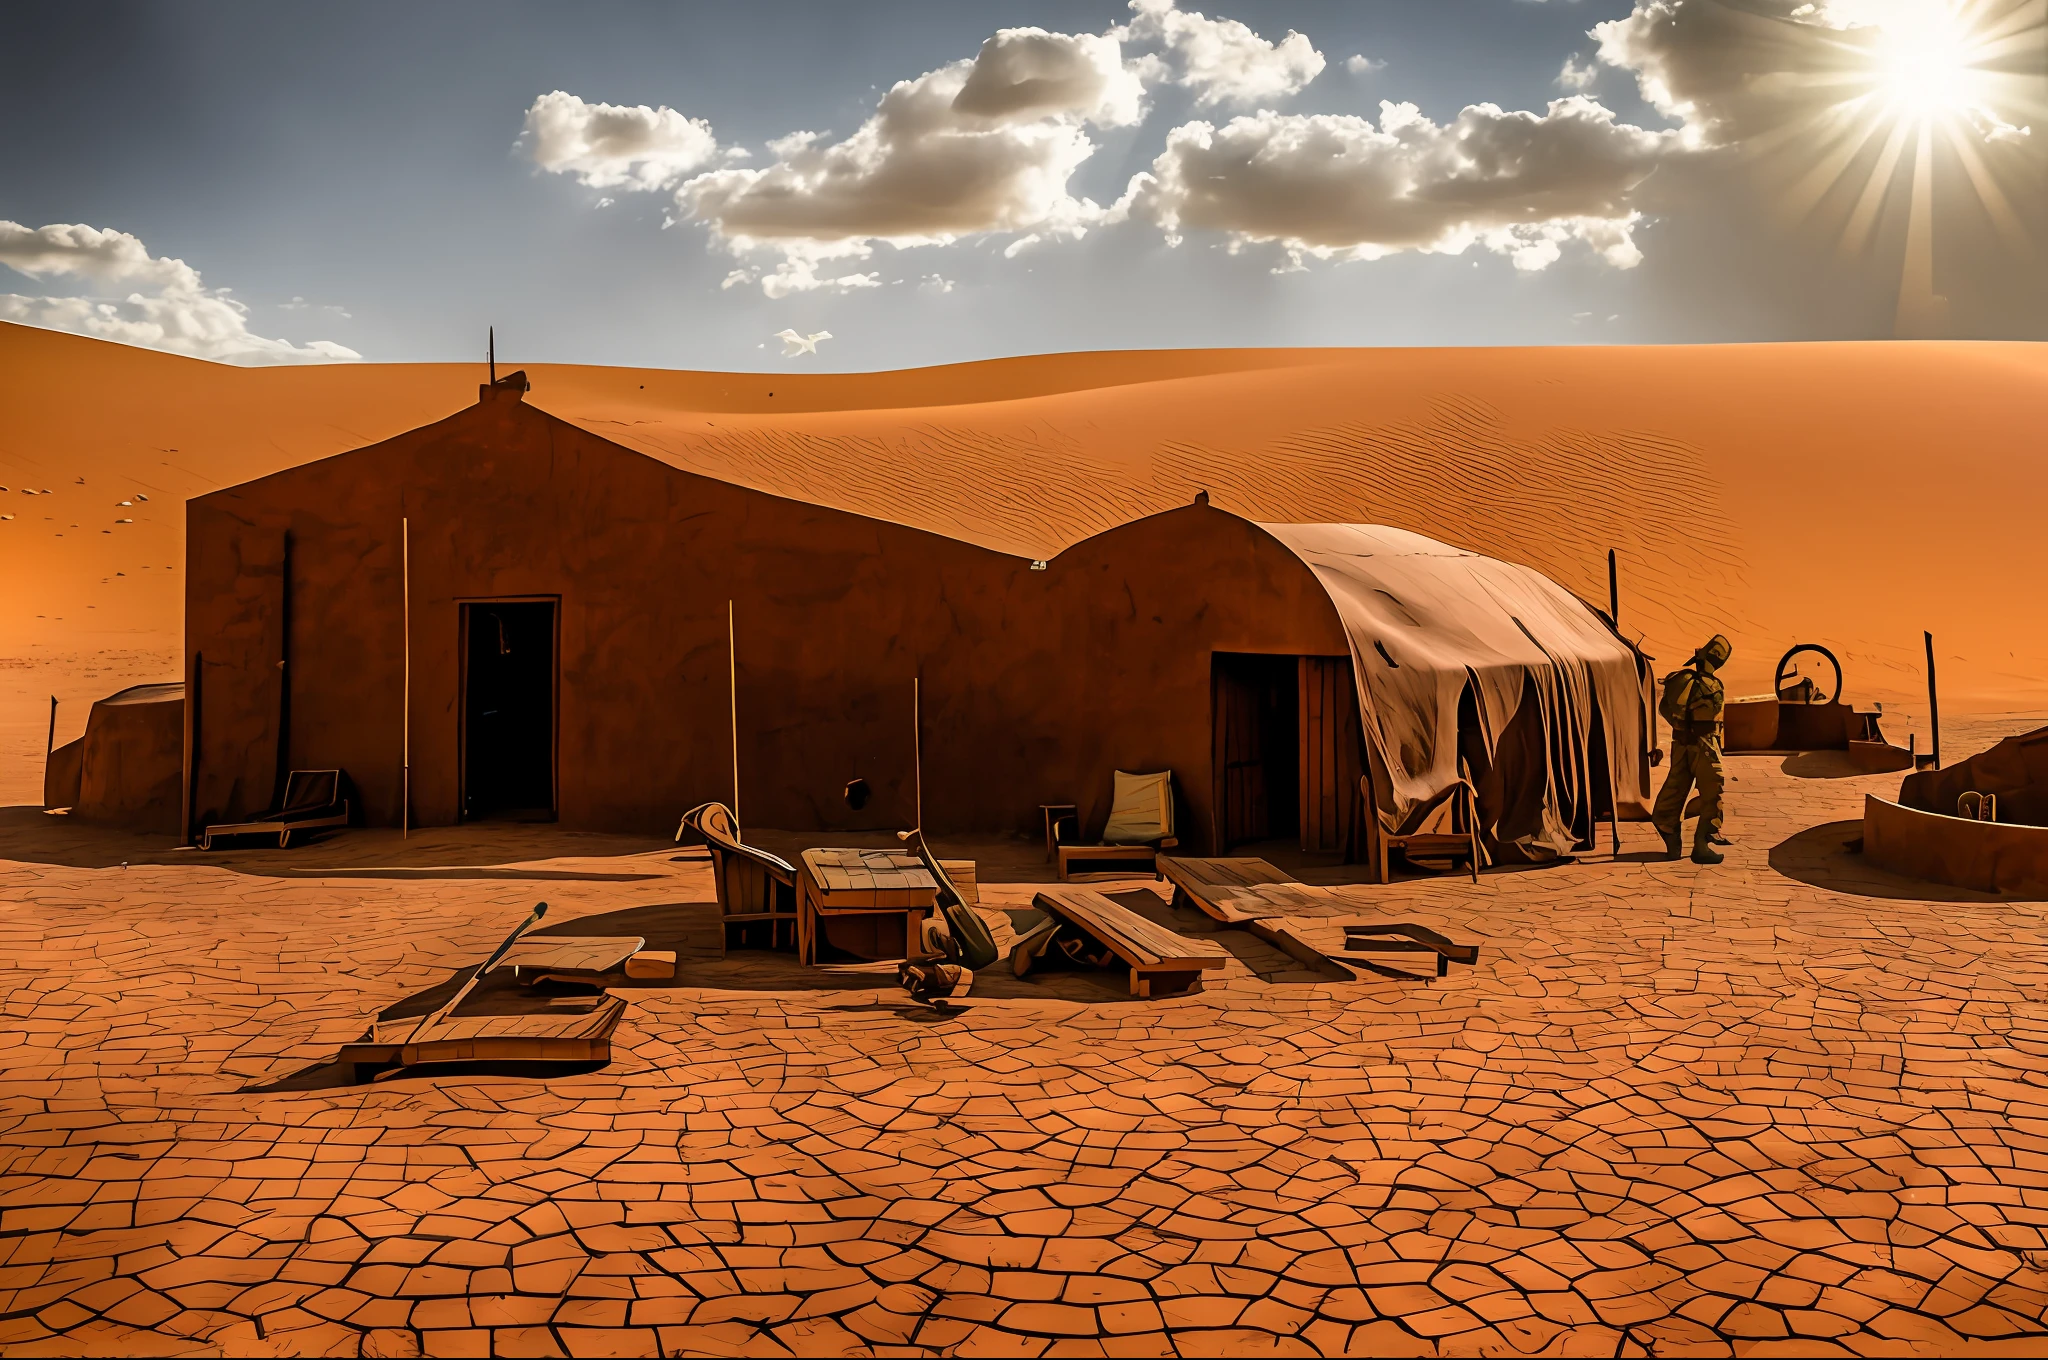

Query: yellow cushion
1102 770 1173 844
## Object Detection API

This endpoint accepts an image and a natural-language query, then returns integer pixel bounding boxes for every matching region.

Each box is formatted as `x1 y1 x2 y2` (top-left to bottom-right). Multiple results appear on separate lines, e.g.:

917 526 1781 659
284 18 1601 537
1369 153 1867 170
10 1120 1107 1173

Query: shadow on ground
1768 818 2024 901
1781 750 1880 780
0 805 675 873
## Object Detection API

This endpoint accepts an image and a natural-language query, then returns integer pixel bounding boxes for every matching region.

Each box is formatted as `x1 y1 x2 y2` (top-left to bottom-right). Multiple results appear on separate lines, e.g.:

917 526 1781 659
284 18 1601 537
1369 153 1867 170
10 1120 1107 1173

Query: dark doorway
462 600 556 821
1212 653 1300 851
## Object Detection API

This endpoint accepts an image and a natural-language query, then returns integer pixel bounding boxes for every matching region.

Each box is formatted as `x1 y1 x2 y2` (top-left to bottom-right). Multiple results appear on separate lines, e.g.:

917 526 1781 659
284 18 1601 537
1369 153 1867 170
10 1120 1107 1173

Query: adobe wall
75 694 184 834
184 391 1350 845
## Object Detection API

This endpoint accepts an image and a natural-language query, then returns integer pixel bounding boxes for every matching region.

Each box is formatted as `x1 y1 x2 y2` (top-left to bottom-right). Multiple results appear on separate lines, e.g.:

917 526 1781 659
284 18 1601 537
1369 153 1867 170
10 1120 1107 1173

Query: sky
2 0 2043 372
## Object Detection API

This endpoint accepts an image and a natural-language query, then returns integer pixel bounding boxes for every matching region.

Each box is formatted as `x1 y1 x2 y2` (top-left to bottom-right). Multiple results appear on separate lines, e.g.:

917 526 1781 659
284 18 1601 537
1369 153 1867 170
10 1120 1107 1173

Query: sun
1867 2 1990 122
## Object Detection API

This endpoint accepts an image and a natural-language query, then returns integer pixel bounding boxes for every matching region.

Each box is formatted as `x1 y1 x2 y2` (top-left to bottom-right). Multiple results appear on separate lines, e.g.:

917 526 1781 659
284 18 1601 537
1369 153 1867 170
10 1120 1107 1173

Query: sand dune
3 321 2045 804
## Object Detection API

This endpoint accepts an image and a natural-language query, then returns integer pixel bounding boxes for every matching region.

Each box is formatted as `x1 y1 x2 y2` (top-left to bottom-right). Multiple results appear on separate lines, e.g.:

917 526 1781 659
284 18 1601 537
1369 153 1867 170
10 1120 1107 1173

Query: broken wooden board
1334 918 1482 977
372 994 626 1048
1031 886 1227 998
1158 855 1482 980
1157 855 1342 923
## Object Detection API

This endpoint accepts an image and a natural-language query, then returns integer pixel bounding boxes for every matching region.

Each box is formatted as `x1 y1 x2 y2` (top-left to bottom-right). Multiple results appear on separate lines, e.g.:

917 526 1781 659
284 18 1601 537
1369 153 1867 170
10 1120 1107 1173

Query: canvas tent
1265 524 1653 863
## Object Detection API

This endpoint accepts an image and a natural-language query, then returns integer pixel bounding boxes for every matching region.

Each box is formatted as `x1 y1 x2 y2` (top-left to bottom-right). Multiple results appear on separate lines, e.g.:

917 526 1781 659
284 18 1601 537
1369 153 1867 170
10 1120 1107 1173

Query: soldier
1654 634 1731 864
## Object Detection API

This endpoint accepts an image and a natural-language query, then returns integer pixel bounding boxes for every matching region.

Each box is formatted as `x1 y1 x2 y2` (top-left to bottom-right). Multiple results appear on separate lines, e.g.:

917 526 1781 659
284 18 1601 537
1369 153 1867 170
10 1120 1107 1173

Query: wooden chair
199 769 351 849
1055 769 1181 882
677 801 798 954
1359 774 1482 884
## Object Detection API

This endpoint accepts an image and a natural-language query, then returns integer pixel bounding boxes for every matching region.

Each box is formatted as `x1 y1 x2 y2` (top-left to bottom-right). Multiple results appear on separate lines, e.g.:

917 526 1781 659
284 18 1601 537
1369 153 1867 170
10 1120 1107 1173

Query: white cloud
1122 0 1327 108
0 222 360 364
667 26 1144 294
280 295 352 319
522 89 723 191
775 328 831 356
1346 54 1386 75
1122 98 1678 270
1558 54 1599 91
1590 0 2036 148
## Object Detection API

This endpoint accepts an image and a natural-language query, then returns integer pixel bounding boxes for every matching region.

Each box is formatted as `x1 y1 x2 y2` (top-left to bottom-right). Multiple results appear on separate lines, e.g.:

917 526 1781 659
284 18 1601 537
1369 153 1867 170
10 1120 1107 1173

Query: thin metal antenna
1924 630 1940 769
46 695 55 755
913 676 923 834
489 326 496 385
728 600 740 836
1607 548 1619 625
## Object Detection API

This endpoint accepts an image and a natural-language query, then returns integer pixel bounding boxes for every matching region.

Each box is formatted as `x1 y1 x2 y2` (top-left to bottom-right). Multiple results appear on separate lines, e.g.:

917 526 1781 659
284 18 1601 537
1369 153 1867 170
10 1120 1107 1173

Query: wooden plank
1033 887 1227 970
938 859 978 906
377 996 626 1046
1163 856 1291 889
1158 856 1308 923
501 936 644 975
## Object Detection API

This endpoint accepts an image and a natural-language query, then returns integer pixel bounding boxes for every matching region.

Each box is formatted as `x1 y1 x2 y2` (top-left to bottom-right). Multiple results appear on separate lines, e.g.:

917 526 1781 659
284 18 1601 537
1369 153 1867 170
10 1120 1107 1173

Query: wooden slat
1158 855 1298 923
377 996 626 1046
938 859 978 906
501 936 645 974
1033 887 1227 971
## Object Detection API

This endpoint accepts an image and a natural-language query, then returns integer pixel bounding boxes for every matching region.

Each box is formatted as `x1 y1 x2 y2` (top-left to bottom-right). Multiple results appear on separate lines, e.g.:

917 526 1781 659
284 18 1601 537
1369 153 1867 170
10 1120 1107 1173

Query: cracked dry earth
5 718 2048 1357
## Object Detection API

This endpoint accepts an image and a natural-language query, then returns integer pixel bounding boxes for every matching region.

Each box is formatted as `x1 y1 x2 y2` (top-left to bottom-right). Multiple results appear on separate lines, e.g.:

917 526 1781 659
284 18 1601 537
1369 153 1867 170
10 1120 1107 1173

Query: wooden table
798 848 940 966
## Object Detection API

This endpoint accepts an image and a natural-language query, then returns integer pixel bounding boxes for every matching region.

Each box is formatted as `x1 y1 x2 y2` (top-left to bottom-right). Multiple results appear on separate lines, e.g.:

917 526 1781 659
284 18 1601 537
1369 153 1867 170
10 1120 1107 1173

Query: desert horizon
7 320 2046 805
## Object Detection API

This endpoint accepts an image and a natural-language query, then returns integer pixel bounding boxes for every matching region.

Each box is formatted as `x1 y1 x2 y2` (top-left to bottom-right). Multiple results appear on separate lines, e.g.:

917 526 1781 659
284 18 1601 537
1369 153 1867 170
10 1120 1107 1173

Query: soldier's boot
1690 845 1724 865
1660 829 1683 860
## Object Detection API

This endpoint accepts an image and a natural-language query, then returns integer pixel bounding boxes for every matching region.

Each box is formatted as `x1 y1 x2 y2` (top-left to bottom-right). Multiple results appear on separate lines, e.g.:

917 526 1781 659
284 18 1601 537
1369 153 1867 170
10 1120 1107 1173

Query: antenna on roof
489 326 496 385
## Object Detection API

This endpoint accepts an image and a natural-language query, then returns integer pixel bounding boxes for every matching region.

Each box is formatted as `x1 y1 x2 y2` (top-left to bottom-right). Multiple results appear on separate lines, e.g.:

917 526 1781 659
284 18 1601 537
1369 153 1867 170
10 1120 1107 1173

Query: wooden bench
199 769 351 849
1029 886 1227 998
1158 855 1481 979
1361 777 1482 884
1055 841 1172 882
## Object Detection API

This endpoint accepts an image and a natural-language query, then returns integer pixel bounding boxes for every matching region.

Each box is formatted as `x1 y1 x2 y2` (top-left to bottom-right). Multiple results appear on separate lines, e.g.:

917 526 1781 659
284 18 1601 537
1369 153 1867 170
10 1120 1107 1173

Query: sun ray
1894 122 1943 335
1841 115 1916 254
1941 119 2036 260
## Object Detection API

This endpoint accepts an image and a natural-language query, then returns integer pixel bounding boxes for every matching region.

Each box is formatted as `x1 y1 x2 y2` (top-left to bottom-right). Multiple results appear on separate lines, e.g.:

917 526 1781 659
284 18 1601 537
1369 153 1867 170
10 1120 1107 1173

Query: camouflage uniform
1654 635 1730 862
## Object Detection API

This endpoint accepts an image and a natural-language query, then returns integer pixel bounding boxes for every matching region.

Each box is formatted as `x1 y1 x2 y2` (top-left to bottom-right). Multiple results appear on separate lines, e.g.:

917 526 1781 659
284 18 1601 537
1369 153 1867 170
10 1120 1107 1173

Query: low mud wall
1863 794 2048 897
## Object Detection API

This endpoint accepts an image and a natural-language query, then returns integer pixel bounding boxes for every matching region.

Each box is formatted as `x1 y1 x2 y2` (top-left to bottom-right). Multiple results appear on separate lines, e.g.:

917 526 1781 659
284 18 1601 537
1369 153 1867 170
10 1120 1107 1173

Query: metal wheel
1774 643 1842 705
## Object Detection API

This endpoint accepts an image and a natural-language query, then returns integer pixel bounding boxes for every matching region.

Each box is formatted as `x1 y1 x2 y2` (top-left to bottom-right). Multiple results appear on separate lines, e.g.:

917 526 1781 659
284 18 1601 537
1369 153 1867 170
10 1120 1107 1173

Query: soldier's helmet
1692 634 1733 669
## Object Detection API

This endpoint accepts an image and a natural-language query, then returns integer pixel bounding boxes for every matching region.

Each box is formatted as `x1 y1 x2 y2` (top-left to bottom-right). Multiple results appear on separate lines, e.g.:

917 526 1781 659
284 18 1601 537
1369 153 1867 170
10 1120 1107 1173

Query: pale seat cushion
1101 770 1174 845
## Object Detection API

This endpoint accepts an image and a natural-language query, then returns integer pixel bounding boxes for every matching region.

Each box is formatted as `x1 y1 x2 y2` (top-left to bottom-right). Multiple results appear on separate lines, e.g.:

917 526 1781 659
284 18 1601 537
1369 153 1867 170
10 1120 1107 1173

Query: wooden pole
489 326 496 385
914 676 923 834
402 517 411 838
1924 630 1940 769
46 695 55 754
181 653 202 847
1605 549 1620 854
728 599 740 836
275 530 293 809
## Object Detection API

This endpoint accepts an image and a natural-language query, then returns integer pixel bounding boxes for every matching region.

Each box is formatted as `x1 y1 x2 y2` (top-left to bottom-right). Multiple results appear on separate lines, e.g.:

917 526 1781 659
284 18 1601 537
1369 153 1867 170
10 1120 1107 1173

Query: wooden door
1214 666 1268 849
1299 656 1363 856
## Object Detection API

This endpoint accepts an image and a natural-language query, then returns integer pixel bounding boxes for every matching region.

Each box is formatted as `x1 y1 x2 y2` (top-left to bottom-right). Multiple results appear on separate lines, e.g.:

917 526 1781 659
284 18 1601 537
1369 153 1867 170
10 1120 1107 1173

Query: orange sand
3 321 2044 805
